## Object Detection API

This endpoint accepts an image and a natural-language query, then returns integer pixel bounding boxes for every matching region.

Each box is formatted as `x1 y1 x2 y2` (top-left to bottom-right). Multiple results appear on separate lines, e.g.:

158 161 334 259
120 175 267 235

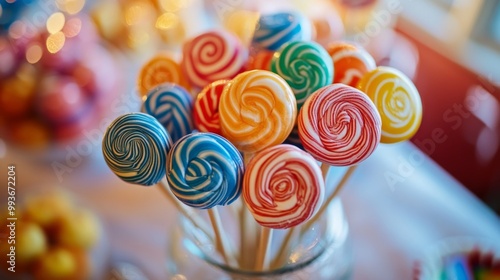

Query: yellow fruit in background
16 222 48 264
57 209 100 249
33 247 78 280
24 192 73 228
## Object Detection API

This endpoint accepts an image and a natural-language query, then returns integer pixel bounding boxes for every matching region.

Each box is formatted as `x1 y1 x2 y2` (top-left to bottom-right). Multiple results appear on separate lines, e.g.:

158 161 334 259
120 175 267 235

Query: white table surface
2 138 500 280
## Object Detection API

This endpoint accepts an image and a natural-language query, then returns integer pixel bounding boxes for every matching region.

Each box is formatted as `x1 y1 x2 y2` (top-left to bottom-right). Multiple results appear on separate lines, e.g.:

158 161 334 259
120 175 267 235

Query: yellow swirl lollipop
357 66 423 144
219 70 297 154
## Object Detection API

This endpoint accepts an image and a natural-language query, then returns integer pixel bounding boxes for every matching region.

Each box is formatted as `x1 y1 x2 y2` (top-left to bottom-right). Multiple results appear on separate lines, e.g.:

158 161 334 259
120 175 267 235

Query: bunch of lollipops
102 11 423 272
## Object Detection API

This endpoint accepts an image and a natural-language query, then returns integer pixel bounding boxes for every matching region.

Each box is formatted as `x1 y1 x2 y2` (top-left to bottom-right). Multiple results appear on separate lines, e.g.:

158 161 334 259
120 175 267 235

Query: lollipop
252 12 312 52
181 30 248 89
102 113 172 186
137 55 189 97
243 144 325 270
248 50 274 71
219 70 297 154
357 66 422 143
166 132 243 266
243 144 325 229
166 132 244 209
271 41 333 109
141 83 194 143
327 42 376 87
102 113 212 241
193 80 229 134
298 84 381 166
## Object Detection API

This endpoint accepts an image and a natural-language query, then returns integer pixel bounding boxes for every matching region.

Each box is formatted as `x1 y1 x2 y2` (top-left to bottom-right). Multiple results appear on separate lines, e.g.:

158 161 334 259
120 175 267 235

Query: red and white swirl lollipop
181 30 248 89
243 144 325 229
298 84 381 166
243 144 325 270
193 80 229 134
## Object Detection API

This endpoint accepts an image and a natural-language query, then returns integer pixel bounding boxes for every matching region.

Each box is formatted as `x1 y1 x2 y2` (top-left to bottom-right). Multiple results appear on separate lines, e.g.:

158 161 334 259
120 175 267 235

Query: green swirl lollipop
271 41 334 109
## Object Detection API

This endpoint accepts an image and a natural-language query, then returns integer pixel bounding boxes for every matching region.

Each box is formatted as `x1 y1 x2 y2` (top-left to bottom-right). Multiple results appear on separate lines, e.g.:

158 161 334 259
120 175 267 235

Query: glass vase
166 197 353 280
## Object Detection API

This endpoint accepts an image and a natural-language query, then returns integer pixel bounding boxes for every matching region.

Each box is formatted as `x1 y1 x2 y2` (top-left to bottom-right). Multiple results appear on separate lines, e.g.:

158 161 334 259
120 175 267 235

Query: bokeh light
57 0 86 15
158 0 188 13
47 12 66 34
9 20 26 39
63 17 82 38
46 31 66 53
125 2 148 26
155 12 179 30
26 43 43 64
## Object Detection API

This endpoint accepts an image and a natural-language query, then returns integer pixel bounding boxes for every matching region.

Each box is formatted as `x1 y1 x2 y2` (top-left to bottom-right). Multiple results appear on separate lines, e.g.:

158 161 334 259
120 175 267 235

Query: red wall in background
396 31 500 212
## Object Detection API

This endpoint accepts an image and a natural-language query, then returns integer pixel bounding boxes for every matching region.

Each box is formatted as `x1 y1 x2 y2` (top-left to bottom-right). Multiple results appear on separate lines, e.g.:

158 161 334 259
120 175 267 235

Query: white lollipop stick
255 227 273 271
300 165 358 234
208 207 238 267
158 180 213 239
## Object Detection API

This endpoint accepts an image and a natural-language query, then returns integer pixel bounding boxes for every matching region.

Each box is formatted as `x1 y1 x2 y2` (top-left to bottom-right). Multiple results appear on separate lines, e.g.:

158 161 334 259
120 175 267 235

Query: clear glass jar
166 198 352 280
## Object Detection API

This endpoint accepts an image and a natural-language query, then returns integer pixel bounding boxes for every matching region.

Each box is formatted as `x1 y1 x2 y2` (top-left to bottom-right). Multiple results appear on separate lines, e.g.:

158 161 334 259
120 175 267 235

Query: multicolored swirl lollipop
252 12 312 52
243 144 325 229
298 84 381 166
271 41 334 109
219 70 297 154
193 80 229 134
166 132 244 209
357 66 423 143
181 30 248 89
102 113 172 186
141 83 194 143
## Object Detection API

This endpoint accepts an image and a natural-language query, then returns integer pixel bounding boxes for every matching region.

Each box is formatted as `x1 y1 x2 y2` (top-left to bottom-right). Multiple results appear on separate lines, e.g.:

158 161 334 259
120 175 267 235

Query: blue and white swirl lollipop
166 132 244 209
102 112 172 186
141 83 194 143
252 12 312 52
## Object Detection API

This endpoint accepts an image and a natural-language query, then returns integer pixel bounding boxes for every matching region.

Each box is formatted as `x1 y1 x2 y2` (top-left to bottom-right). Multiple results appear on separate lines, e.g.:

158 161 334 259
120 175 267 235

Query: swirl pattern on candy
243 144 325 229
181 30 248 89
219 70 297 153
357 66 422 143
271 41 333 109
193 80 229 134
248 50 274 71
137 55 190 97
141 83 194 143
298 84 381 166
327 42 376 87
166 132 244 209
102 113 172 186
252 12 312 52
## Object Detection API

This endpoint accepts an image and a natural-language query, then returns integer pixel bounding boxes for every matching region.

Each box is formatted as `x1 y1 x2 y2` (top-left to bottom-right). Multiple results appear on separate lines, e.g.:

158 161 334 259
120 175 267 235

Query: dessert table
1 138 499 280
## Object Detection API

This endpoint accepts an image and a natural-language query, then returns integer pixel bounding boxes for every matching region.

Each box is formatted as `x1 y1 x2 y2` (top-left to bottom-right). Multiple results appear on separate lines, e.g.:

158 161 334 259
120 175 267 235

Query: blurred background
0 0 499 279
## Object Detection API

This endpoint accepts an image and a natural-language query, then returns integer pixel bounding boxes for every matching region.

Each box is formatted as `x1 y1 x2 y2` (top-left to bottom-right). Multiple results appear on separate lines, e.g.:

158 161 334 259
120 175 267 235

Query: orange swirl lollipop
137 55 190 97
327 42 376 87
219 70 297 154
357 66 423 144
